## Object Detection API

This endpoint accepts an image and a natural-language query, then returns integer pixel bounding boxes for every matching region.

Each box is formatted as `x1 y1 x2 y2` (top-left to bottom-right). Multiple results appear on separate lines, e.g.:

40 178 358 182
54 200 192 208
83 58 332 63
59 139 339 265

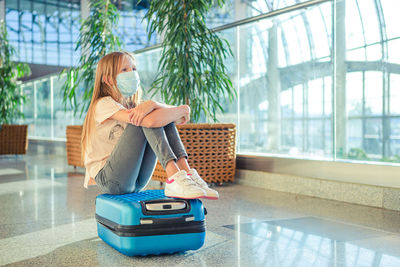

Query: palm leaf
143 0 236 122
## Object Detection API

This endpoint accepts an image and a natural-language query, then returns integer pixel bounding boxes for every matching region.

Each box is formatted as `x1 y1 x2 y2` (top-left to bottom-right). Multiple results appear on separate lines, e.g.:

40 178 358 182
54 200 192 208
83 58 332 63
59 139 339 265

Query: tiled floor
1 144 400 266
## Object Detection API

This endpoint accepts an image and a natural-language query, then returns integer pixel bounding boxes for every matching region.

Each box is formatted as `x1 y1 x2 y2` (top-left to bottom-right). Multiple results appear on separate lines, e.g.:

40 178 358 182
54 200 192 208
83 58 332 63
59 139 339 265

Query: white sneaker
164 170 206 199
188 169 219 200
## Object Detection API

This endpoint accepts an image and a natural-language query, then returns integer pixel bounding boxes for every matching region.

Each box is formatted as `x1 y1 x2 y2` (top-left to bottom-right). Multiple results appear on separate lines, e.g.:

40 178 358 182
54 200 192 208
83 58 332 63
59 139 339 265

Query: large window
223 2 334 160
18 0 400 165
20 75 84 139
341 0 400 162
5 0 80 66
5 0 234 67
115 0 156 52
214 0 400 164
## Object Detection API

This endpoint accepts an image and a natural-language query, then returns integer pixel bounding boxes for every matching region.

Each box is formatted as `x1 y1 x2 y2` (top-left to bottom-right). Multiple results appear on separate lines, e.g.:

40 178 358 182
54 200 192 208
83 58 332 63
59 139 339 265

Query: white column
0 0 5 21
334 0 347 157
80 0 90 59
267 24 281 152
81 0 90 20
235 0 248 150
50 76 54 139
235 26 241 150
235 0 248 76
234 0 247 20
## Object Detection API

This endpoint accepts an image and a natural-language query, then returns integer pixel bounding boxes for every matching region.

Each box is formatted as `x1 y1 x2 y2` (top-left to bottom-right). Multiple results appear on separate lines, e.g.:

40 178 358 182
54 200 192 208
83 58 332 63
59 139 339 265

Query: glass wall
19 75 84 140
341 0 400 162
19 0 400 165
5 0 235 67
5 0 81 66
223 0 399 164
225 0 400 163
216 1 335 160
114 0 156 51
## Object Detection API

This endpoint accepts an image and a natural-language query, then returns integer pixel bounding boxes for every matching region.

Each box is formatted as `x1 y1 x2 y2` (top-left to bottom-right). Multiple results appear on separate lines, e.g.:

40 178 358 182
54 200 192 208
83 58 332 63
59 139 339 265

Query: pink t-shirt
83 96 127 188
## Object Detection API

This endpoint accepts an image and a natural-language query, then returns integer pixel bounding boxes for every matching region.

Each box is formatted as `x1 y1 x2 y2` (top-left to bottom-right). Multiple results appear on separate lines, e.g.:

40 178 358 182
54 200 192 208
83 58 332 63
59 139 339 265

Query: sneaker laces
189 172 208 187
178 175 198 187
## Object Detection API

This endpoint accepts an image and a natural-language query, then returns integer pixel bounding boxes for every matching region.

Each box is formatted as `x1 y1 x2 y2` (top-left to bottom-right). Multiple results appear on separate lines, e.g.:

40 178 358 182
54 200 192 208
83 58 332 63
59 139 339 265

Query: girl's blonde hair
81 51 141 161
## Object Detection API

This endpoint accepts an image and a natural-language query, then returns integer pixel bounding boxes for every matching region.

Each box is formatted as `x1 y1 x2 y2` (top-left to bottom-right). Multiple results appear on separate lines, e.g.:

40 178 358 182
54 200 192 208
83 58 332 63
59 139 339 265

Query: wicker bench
66 123 237 184
151 123 236 184
0 124 28 155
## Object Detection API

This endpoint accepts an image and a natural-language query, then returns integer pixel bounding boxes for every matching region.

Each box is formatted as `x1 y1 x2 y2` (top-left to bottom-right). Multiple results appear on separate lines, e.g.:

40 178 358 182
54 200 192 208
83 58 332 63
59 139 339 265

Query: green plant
347 148 369 160
382 155 400 163
0 20 31 124
60 0 122 116
144 0 236 122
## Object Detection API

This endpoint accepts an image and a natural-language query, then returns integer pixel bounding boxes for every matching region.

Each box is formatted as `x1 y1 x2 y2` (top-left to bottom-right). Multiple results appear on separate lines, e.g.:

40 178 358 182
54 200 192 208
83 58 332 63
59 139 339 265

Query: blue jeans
94 122 188 194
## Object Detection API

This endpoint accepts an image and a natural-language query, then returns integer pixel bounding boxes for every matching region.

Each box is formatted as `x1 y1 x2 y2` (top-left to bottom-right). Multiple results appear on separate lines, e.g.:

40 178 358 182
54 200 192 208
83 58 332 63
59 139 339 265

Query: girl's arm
140 105 190 127
108 109 134 124
109 105 190 128
152 100 174 109
130 100 188 126
108 100 157 125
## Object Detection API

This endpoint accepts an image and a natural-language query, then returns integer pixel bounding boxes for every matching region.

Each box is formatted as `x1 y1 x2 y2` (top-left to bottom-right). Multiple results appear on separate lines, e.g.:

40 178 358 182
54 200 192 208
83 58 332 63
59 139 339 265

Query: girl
82 51 219 200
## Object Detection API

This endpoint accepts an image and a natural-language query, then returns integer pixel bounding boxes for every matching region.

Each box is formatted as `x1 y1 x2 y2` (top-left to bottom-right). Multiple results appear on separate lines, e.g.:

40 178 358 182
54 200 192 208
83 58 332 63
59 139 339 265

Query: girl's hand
174 116 185 125
129 100 156 126
179 105 190 116
174 105 190 125
175 113 190 125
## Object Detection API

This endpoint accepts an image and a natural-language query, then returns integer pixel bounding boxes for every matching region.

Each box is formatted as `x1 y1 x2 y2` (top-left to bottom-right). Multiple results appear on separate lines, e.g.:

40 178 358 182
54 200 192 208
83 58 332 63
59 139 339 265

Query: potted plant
60 0 122 167
0 20 31 155
144 0 237 184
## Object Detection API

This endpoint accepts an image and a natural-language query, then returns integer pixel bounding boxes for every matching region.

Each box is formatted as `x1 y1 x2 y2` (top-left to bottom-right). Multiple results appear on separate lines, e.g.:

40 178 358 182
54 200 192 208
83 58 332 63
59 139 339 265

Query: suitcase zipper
96 214 206 237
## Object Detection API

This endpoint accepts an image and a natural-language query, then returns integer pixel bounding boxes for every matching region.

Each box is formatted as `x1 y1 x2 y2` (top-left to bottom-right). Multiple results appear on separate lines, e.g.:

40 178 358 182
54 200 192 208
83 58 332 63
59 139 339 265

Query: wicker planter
66 125 84 167
152 123 236 184
0 124 28 155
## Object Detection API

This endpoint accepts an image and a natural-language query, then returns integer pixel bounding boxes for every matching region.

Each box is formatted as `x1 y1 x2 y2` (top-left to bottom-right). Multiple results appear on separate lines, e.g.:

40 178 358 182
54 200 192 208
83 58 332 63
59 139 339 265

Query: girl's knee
100 179 126 195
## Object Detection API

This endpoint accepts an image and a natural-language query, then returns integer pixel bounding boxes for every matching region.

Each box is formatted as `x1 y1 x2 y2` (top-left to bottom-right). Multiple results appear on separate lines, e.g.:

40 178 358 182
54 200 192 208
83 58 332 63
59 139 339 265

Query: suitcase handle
140 199 191 215
145 202 186 211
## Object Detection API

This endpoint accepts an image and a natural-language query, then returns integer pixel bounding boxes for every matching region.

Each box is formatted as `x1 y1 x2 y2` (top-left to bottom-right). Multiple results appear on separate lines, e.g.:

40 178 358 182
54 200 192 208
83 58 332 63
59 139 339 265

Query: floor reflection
224 216 400 267
1 144 400 266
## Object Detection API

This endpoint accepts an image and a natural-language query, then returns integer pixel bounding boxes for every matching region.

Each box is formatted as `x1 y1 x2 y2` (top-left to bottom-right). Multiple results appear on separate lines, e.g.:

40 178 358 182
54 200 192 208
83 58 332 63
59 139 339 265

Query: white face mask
116 70 140 97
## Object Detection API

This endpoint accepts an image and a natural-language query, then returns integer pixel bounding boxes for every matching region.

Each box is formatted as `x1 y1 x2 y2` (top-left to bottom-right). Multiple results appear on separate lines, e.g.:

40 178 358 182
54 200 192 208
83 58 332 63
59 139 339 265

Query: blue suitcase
95 189 206 256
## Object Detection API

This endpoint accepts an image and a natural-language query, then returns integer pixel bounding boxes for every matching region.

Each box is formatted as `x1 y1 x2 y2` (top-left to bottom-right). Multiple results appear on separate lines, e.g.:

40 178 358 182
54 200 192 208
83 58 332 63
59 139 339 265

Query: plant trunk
183 0 190 122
